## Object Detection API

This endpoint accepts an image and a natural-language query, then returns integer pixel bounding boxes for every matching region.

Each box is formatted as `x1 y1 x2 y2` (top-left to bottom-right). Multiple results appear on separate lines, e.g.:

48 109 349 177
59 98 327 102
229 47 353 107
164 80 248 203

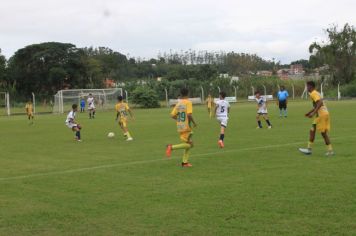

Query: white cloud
0 0 355 63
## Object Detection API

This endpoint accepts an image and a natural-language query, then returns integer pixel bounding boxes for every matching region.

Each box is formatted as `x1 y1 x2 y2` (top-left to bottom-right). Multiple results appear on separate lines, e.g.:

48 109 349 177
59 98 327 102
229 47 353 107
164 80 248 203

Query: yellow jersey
171 99 193 133
310 90 329 116
25 103 33 114
115 102 130 120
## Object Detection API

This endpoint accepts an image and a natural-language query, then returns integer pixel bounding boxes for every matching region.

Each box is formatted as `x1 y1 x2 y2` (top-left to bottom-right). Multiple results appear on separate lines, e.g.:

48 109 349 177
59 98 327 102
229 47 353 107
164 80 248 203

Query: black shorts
279 100 287 109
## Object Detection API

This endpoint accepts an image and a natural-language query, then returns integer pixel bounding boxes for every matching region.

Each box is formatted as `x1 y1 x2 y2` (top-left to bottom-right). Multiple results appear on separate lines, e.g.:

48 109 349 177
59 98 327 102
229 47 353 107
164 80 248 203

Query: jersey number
177 112 186 122
220 106 225 113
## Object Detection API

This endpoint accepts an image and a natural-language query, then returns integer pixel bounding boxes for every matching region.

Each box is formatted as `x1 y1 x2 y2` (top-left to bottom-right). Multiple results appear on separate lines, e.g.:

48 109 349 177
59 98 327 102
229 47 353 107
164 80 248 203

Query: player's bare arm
188 114 197 127
306 100 323 118
128 109 134 120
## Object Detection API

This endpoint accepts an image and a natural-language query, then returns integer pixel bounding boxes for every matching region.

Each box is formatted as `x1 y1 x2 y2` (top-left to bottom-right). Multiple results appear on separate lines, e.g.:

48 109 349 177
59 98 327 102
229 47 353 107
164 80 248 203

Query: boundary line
0 136 354 181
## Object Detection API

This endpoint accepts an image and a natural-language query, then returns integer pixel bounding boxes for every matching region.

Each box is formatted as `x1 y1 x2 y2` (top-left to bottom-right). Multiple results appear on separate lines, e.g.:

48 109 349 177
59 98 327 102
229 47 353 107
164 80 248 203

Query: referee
277 86 289 118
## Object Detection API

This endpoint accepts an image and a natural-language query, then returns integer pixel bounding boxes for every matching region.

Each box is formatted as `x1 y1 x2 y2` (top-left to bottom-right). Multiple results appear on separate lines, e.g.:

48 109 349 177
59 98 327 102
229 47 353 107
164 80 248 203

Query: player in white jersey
255 91 272 129
87 93 96 119
65 104 82 141
215 91 230 148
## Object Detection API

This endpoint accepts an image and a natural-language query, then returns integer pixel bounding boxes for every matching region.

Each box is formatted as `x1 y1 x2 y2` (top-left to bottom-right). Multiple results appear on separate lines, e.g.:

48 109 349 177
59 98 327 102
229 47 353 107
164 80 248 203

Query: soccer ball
107 132 115 138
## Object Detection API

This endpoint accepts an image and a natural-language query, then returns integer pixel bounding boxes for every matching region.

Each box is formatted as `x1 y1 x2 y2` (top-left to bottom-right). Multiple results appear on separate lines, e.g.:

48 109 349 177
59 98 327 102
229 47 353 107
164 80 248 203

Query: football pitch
0 100 356 235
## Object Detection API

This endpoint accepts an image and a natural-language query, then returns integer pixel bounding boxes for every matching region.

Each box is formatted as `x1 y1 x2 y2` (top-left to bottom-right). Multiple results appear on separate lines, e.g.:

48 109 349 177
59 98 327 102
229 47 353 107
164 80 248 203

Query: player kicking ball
115 96 134 141
65 104 82 142
87 93 96 119
166 88 197 167
215 91 230 148
255 91 272 129
25 100 34 125
299 81 334 156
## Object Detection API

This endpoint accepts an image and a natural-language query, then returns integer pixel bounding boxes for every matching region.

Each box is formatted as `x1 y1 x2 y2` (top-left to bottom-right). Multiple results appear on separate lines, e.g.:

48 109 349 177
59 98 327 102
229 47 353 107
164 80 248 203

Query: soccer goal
53 88 123 114
0 92 10 116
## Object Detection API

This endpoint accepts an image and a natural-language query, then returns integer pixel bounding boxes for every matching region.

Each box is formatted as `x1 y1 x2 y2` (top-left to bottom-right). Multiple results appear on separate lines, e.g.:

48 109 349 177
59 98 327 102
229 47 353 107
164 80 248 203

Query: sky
0 0 355 63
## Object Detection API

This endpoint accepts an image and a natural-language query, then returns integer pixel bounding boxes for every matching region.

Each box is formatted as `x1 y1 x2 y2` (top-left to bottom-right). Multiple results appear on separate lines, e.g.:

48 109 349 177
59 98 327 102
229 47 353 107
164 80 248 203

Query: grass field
1 100 356 235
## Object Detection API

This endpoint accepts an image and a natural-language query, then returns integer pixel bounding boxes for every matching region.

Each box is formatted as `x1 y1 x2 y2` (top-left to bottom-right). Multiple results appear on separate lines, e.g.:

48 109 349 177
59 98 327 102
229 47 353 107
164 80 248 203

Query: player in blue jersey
277 86 289 118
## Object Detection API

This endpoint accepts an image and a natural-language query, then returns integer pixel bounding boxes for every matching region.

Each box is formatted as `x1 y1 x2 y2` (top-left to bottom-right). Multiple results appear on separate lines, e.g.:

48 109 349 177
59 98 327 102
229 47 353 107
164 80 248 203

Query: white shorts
88 104 95 110
66 123 78 129
217 117 228 127
257 109 268 114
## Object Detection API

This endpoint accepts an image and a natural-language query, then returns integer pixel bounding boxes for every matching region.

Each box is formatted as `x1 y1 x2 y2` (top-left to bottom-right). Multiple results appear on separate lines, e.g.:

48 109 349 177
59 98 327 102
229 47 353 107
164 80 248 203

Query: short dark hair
72 104 78 109
306 81 316 88
280 86 285 90
254 91 260 95
180 88 189 97
117 95 123 101
220 91 226 98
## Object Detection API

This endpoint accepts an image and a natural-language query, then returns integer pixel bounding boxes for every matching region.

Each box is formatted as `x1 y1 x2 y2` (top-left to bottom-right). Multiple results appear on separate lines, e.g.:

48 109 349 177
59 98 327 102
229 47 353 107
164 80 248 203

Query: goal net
53 88 123 114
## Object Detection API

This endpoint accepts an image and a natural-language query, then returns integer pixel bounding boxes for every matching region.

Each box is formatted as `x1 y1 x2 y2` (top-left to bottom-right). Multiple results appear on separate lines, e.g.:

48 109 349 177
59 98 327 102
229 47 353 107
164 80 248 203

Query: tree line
0 23 354 100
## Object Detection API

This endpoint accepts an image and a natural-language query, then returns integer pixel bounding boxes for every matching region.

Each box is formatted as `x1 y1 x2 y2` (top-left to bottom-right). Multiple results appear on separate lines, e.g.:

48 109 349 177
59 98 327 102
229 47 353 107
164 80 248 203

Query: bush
341 81 356 97
131 86 160 108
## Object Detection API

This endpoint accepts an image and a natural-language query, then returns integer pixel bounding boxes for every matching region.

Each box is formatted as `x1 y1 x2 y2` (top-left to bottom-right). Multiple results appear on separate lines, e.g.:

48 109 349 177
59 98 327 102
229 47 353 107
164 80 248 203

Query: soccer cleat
256 126 262 129
166 144 172 157
126 137 133 141
298 148 312 155
218 140 224 148
325 151 335 156
182 162 193 167
268 126 272 129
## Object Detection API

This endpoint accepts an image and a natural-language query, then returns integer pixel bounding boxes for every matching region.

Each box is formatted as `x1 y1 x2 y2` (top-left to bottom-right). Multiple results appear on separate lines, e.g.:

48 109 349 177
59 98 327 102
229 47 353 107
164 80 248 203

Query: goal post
0 92 10 116
53 88 123 114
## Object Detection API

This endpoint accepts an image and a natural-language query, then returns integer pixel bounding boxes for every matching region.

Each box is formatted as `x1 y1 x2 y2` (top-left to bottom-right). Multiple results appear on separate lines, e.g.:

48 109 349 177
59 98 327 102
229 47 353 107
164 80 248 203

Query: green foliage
309 23 356 84
131 86 160 108
0 49 6 89
341 81 356 97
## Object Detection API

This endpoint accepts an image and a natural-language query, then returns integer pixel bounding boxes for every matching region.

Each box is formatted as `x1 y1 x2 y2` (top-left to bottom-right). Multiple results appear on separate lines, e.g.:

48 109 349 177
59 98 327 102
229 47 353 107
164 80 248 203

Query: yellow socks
327 144 333 151
307 141 313 149
172 143 191 150
182 148 190 164
125 132 132 138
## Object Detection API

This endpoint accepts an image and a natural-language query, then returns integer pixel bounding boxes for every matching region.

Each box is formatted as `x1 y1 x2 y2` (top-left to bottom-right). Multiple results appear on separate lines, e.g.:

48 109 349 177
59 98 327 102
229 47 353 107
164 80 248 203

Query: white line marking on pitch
0 136 353 181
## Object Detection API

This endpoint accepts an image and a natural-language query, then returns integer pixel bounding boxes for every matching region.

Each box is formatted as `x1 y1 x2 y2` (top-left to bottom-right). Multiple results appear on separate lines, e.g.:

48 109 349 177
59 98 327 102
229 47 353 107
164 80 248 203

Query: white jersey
65 111 75 124
87 97 95 109
215 100 230 118
256 96 268 114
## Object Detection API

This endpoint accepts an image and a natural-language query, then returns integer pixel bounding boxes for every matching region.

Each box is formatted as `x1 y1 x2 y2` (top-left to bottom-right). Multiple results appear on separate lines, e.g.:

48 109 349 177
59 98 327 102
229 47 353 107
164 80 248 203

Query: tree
7 42 83 97
309 23 356 84
0 49 6 89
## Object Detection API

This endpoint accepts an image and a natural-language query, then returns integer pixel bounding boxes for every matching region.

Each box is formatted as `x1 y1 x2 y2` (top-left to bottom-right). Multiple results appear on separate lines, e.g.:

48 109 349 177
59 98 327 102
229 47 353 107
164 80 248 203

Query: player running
255 91 272 129
215 91 230 148
115 96 134 141
166 88 197 167
25 100 34 125
87 93 96 119
206 93 214 118
277 86 289 118
65 104 82 142
299 81 334 156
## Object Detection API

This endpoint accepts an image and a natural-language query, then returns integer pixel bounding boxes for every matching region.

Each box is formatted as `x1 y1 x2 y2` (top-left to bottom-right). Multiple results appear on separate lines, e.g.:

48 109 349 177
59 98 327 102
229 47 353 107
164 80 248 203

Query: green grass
1 100 356 235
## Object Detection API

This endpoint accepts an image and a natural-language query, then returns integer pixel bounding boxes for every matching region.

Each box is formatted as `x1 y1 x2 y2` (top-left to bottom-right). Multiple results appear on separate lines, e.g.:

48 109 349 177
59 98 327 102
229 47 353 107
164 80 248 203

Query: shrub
341 81 356 97
131 86 160 108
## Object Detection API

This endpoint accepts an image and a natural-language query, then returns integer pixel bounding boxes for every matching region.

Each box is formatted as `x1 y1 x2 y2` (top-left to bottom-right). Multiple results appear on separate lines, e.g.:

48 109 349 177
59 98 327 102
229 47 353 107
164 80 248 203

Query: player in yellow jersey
166 88 197 167
206 94 214 118
25 100 34 124
299 81 334 156
115 96 134 141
